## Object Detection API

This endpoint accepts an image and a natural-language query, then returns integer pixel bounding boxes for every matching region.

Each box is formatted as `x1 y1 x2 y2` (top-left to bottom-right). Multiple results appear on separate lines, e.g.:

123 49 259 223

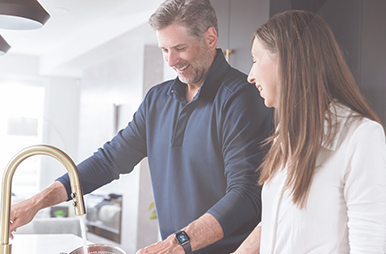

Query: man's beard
176 45 212 85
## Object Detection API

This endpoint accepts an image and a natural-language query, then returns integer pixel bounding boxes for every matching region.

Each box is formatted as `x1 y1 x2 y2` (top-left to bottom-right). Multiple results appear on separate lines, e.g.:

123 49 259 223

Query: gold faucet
0 145 86 254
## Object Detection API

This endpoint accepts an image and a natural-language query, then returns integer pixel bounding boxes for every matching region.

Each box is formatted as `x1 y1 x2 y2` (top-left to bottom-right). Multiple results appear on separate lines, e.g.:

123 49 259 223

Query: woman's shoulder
349 116 385 141
340 110 385 151
326 102 385 150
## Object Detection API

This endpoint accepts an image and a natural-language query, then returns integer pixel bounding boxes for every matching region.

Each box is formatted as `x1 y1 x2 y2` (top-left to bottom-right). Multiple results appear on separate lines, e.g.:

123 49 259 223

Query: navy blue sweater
57 49 273 253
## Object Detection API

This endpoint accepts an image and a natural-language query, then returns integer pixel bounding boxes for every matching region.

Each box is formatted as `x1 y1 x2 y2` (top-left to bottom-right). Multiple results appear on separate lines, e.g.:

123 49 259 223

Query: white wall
40 77 81 188
136 45 164 249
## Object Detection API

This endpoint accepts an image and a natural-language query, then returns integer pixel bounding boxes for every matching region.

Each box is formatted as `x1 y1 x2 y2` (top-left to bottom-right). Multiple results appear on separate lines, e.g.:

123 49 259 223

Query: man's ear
204 27 218 50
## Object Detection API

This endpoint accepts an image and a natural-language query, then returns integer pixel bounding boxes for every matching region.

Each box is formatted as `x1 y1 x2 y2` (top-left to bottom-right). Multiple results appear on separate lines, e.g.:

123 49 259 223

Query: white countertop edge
11 234 93 254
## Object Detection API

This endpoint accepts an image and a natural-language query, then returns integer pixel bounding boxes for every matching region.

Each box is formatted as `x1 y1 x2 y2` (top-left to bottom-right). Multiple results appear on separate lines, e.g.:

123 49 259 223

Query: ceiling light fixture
0 0 50 30
0 34 11 55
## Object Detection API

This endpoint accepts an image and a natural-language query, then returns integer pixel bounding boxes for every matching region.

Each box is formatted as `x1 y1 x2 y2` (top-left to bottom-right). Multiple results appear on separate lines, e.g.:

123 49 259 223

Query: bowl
61 244 126 254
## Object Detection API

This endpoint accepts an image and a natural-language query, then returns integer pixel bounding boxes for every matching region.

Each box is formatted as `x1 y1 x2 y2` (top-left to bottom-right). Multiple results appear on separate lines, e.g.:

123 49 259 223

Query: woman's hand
232 225 261 254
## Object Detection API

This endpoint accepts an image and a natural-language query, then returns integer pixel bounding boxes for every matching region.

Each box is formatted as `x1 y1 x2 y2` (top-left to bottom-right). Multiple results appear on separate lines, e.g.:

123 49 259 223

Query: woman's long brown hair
255 10 382 208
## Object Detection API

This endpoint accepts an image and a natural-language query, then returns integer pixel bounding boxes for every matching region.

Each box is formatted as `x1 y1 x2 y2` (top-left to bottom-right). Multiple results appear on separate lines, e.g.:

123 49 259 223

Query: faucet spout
0 145 86 254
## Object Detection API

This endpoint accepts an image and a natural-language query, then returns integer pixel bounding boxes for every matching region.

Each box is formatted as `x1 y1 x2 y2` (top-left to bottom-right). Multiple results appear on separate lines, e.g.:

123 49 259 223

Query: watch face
176 231 190 244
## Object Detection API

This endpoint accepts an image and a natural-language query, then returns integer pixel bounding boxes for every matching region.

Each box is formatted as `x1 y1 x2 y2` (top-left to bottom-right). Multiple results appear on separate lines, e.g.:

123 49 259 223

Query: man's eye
176 47 186 52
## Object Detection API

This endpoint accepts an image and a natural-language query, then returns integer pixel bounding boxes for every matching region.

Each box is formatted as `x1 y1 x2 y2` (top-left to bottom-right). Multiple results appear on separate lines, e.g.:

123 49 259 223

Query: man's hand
9 181 68 240
136 234 185 254
136 213 223 253
10 198 39 239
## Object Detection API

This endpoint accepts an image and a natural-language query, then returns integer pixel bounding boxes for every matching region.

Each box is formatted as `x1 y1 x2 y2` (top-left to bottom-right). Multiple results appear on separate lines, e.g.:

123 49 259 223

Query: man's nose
166 51 179 67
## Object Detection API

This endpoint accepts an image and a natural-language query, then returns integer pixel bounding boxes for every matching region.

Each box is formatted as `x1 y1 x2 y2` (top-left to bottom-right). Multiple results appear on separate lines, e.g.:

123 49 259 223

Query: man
10 0 272 253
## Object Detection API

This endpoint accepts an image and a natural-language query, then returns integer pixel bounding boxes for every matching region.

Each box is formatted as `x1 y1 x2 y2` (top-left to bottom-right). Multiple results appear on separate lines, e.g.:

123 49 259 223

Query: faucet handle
70 190 86 215
71 193 78 207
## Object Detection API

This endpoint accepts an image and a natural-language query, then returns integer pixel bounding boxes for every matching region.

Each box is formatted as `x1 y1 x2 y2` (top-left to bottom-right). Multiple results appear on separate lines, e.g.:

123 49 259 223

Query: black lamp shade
0 34 11 55
0 0 50 30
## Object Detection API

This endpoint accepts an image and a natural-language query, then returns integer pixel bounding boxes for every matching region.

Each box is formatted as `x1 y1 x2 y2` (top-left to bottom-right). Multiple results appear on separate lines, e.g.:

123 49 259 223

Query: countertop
11 234 93 254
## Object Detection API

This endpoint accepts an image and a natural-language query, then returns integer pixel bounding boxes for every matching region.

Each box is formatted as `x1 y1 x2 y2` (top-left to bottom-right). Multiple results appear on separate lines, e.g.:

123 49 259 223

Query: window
0 83 44 198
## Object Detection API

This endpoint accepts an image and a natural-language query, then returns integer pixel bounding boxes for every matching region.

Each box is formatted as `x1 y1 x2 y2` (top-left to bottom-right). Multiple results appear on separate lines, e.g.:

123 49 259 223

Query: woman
234 10 386 253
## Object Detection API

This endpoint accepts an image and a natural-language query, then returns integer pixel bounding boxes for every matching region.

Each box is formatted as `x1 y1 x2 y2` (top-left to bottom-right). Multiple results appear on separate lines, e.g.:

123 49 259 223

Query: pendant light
0 0 50 30
0 34 11 55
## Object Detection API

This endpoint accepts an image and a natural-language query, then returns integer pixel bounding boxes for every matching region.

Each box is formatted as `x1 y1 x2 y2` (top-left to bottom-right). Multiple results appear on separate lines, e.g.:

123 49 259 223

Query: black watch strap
181 242 192 254
174 230 192 254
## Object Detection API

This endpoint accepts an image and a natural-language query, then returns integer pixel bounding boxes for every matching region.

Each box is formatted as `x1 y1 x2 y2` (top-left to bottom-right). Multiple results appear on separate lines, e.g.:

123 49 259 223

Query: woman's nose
247 71 255 84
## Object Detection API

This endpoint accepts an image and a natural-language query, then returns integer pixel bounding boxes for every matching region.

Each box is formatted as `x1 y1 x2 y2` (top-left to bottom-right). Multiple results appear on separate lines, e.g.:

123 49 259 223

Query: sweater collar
168 48 230 102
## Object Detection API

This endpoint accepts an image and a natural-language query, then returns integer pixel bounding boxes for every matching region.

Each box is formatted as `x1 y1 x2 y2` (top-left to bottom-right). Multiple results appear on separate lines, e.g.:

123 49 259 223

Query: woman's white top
260 104 386 254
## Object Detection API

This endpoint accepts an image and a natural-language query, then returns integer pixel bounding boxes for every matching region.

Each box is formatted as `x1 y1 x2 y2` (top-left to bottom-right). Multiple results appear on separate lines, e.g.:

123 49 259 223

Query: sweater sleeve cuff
55 173 72 201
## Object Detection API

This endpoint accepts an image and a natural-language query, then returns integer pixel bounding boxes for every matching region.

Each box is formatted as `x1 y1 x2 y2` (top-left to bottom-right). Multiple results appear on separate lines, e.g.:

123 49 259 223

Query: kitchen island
11 234 93 254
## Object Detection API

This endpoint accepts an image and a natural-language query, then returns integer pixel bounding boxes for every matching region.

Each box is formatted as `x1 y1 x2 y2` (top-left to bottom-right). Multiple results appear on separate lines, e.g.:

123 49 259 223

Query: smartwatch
174 230 192 254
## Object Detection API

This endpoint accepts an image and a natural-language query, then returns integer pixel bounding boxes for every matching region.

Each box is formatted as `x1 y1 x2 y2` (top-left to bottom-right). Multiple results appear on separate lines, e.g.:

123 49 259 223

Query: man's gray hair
149 0 218 41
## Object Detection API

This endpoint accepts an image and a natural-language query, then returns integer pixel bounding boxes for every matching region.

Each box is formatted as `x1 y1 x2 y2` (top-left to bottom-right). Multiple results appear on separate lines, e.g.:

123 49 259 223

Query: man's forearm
183 213 224 252
136 213 224 254
32 180 69 209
